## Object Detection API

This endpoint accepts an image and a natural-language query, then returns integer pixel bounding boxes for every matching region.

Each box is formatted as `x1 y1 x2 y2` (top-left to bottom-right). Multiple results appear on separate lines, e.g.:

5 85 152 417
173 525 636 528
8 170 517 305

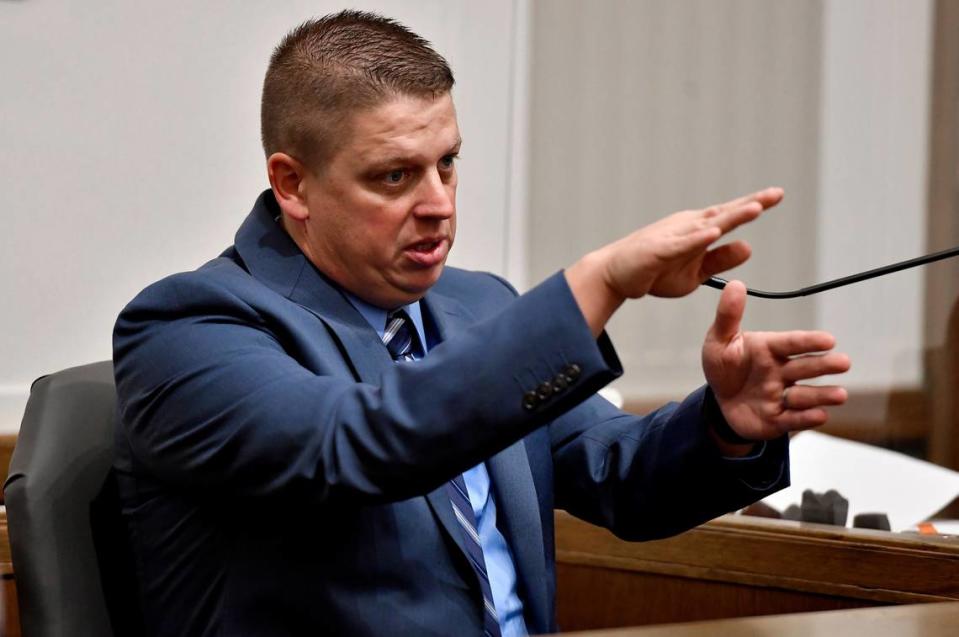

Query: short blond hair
260 10 455 171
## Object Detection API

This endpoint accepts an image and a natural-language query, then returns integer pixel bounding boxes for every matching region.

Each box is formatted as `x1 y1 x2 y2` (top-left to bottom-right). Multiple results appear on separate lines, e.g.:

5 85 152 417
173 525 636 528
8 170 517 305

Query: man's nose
412 170 455 219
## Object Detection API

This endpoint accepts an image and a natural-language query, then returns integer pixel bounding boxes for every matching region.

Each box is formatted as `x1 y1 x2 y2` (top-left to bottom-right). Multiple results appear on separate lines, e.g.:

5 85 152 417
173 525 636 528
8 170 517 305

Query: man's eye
439 155 458 169
385 170 406 184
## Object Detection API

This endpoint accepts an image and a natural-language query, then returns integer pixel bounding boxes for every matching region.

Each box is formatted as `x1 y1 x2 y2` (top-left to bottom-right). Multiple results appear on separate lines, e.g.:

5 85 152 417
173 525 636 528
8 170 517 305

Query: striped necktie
381 310 502 637
383 310 420 361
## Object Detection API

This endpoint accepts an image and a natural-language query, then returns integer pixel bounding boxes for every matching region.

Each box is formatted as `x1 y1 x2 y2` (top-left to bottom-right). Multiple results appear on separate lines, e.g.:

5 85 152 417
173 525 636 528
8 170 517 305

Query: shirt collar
342 291 429 354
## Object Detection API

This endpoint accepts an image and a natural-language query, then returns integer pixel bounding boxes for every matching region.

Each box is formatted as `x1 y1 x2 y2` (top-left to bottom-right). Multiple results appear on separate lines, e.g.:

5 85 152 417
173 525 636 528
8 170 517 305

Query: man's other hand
702 280 851 446
565 187 783 335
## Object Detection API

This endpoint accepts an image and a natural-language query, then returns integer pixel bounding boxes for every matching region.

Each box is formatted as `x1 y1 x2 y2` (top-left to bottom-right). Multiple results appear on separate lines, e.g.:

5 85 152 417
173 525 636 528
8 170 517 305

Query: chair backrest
3 361 133 637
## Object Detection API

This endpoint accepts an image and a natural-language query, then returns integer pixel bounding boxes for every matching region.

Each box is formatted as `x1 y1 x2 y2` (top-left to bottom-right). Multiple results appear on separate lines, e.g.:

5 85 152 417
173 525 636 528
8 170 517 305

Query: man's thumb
711 279 746 341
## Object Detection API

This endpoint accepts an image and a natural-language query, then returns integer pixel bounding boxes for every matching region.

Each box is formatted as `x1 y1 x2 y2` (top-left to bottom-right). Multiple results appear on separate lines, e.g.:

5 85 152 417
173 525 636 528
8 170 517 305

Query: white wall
528 0 934 402
0 1 529 431
816 0 933 388
529 0 823 398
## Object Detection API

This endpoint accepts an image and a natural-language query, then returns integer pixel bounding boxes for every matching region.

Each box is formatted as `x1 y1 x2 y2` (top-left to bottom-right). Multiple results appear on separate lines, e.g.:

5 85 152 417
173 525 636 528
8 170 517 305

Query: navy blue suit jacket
113 191 788 636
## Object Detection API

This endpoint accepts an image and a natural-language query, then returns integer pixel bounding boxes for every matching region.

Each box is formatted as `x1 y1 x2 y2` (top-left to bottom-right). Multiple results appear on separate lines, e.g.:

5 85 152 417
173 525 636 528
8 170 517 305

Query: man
113 11 850 637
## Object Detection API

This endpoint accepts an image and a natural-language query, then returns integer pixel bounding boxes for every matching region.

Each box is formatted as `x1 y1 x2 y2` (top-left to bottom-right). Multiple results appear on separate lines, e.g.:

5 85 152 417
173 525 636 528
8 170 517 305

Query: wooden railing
555 511 959 631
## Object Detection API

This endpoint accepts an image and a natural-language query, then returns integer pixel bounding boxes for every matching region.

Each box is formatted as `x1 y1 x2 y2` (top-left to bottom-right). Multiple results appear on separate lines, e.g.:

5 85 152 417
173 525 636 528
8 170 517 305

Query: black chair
4 362 141 637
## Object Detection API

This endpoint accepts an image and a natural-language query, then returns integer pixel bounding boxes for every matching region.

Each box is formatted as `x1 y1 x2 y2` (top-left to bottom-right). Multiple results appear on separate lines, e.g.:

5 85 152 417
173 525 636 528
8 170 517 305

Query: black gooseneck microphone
703 245 959 299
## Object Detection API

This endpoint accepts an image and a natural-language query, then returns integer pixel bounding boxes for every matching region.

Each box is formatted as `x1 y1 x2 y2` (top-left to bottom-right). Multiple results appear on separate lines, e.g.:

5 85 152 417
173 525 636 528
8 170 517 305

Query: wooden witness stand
554 511 959 631
558 602 959 637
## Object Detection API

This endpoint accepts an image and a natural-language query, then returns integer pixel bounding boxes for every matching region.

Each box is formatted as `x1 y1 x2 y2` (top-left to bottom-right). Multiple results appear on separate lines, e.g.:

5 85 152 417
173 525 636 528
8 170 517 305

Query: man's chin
393 266 444 303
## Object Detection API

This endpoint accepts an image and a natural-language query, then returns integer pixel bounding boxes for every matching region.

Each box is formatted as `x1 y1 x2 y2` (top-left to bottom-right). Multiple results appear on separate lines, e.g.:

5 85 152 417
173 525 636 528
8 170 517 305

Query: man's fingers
717 187 784 215
782 385 848 411
711 279 746 341
750 186 785 209
767 331 837 358
660 225 722 260
773 408 830 432
701 241 752 278
671 187 782 240
699 186 784 235
772 389 850 431
782 352 852 383
706 201 763 235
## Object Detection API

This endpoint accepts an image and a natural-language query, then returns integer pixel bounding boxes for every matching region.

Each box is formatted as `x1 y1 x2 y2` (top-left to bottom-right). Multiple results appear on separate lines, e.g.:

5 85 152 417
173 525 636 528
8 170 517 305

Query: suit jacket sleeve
113 269 621 506
550 386 788 541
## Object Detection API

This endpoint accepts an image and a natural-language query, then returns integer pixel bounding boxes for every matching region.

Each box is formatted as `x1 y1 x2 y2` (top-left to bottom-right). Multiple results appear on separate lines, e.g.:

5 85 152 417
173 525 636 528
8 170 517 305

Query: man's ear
267 152 310 222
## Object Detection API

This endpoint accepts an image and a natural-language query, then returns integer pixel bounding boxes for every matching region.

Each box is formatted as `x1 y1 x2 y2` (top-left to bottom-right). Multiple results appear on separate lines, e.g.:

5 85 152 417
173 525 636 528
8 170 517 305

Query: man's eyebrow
365 138 463 168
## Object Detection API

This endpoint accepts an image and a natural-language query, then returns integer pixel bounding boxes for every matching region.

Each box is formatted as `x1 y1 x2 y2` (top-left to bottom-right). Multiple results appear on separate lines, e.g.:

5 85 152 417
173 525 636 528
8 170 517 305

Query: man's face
298 92 460 309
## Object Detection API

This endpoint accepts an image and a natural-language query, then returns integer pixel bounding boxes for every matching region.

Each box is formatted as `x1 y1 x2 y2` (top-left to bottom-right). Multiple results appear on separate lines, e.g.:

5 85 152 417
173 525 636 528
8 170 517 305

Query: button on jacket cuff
508 271 623 417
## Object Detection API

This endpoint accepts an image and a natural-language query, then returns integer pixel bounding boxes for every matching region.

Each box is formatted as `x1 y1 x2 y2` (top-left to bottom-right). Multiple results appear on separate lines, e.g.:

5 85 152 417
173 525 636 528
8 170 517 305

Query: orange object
917 522 939 535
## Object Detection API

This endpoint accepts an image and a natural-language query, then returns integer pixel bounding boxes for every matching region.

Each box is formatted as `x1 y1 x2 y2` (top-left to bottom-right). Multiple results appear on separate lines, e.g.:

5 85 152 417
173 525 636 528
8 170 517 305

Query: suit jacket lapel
424 290 550 630
418 291 480 570
487 443 549 632
289 284 394 383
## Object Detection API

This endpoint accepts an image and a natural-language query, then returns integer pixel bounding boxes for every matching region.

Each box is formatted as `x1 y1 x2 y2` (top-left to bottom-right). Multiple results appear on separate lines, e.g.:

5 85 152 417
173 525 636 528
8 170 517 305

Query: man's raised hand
701 280 851 447
565 187 784 335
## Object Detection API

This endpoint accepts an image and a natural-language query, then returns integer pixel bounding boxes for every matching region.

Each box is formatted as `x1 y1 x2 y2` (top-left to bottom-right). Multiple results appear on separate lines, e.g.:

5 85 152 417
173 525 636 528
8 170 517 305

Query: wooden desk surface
563 601 959 636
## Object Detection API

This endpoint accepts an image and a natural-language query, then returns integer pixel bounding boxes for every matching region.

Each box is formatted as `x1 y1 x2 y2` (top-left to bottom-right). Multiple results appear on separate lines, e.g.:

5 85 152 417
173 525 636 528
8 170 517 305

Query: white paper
762 431 959 532
923 520 959 535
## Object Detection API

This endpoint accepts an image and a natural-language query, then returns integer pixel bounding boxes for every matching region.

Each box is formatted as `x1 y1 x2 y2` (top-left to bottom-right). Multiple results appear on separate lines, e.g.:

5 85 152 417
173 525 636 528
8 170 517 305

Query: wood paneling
557 565 876 630
558 601 959 637
0 511 18 637
925 0 959 348
925 0 959 471
555 511 959 631
928 298 959 469
0 435 15 505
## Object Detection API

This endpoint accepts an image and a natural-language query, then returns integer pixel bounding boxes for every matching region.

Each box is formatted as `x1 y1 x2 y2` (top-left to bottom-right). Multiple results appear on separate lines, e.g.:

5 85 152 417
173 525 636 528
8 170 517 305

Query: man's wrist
564 251 625 337
704 387 758 454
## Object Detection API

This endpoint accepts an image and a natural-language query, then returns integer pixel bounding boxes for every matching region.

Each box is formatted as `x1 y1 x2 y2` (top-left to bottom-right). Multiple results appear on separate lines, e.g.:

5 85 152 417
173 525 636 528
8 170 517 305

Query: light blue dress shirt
345 292 529 637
